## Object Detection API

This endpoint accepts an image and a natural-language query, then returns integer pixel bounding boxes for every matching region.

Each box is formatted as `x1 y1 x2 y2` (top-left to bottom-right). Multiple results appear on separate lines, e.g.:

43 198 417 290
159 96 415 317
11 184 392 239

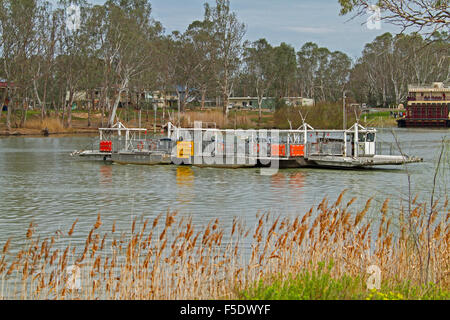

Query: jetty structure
71 121 423 169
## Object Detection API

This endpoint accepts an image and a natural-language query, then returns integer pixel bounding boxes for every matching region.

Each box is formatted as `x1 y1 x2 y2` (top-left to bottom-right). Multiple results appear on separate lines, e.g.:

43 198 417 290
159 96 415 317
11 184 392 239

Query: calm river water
0 128 448 250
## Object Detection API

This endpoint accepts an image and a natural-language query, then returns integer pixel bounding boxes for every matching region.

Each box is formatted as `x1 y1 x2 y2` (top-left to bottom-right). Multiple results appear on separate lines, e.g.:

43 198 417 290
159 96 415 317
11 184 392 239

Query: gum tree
204 0 246 115
30 1 58 121
55 0 92 128
297 42 352 102
185 19 216 111
102 0 161 127
338 0 449 35
244 38 278 125
0 0 42 129
272 42 297 99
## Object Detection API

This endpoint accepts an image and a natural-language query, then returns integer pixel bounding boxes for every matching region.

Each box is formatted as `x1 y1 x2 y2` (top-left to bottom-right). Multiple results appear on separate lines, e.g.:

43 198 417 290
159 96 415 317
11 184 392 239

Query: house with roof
228 96 315 109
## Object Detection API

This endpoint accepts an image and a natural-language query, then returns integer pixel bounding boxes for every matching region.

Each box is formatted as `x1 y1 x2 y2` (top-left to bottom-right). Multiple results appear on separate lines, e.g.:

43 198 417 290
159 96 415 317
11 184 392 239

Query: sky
50 0 401 59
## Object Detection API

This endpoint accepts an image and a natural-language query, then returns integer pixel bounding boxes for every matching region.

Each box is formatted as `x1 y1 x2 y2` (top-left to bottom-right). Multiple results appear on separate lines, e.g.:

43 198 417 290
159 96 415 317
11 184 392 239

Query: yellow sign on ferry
177 141 194 158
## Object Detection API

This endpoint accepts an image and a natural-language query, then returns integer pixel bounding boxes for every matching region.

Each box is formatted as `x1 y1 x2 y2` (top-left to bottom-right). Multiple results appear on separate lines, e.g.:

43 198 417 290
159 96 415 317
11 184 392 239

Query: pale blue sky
50 0 400 59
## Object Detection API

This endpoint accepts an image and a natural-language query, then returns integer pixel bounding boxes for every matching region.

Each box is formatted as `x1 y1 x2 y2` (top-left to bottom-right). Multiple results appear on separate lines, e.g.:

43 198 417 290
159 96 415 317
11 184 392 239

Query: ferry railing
307 141 344 156
114 136 172 153
168 122 380 159
196 138 345 159
79 136 101 153
375 142 401 156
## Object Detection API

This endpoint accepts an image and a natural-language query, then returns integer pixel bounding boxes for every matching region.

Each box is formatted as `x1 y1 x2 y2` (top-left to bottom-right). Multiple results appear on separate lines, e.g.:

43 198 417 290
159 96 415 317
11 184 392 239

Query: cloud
284 26 336 34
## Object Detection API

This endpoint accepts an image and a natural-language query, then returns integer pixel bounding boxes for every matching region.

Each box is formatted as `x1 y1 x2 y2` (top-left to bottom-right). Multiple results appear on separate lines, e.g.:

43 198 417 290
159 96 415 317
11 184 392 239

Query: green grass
364 111 399 120
240 261 365 300
25 110 41 117
362 111 399 127
239 261 449 300
376 281 450 300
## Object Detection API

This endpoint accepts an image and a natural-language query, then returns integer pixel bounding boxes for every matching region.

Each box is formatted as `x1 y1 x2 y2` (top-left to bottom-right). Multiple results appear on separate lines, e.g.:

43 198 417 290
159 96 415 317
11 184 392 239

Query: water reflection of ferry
99 165 112 185
175 166 196 205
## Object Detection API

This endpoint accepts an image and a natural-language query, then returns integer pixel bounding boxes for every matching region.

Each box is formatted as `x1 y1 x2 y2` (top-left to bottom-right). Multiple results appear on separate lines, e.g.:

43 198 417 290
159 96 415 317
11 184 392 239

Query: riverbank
0 191 447 300
0 107 400 137
0 127 99 136
0 112 101 136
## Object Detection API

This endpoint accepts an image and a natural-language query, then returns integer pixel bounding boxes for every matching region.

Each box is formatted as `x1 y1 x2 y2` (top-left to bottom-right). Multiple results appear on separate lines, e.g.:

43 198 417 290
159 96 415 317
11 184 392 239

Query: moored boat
71 121 423 169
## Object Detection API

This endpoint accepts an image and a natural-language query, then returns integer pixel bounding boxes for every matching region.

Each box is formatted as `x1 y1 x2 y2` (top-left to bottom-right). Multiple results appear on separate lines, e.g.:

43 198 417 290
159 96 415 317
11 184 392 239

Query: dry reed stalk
346 197 357 208
6 262 17 277
334 189 348 207
100 233 107 251
2 238 11 255
26 223 34 239
94 214 102 230
317 197 327 212
50 249 58 266
381 198 390 216
354 197 373 227
68 220 78 237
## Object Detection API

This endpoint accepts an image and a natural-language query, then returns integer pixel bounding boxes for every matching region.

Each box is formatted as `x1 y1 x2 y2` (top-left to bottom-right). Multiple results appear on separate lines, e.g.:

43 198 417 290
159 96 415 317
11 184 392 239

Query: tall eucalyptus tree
204 0 246 115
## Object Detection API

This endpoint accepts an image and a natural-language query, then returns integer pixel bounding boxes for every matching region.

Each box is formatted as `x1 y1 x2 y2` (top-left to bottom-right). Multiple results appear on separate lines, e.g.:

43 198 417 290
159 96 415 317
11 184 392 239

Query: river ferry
71 121 423 169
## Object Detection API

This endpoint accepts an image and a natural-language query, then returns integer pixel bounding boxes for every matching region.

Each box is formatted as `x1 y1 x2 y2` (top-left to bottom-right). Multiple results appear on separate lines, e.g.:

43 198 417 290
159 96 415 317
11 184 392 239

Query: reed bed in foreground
0 191 448 300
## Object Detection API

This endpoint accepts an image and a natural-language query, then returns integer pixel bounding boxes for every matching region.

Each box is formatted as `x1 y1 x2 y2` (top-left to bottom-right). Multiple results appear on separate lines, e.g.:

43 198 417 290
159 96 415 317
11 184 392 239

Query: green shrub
240 261 450 300
273 103 357 129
